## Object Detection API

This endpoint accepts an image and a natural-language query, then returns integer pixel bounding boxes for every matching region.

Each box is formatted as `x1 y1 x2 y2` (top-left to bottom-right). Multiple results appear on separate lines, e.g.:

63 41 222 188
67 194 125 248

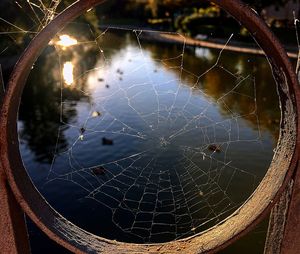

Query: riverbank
142 32 299 59
100 24 298 58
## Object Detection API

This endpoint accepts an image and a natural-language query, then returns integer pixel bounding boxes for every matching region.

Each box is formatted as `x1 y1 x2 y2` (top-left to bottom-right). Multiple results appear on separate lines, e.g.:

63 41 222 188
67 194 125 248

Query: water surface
19 28 279 244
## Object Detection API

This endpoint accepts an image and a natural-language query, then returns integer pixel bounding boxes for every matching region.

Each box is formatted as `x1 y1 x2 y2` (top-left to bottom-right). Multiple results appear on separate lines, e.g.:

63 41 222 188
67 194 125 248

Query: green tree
244 0 295 12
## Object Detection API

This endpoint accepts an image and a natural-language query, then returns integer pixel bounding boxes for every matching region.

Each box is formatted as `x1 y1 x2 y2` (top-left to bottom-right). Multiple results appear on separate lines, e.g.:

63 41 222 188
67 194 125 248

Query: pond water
18 28 279 246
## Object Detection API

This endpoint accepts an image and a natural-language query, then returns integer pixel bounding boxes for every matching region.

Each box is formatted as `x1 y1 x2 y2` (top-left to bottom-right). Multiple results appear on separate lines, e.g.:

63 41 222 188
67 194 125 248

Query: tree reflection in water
17 28 280 244
18 28 280 175
143 41 280 140
18 28 130 163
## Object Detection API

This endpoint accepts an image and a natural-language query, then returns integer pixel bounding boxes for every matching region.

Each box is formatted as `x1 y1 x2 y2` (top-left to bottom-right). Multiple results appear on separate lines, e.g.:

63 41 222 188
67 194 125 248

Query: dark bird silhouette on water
102 137 113 145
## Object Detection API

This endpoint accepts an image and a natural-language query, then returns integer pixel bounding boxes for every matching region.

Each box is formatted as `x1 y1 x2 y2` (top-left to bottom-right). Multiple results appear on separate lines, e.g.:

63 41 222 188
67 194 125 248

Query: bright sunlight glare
63 62 74 86
56 34 78 48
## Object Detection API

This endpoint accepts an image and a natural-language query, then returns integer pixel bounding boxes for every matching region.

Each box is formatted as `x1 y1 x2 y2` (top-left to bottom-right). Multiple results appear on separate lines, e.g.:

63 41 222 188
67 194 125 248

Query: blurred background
0 0 299 79
1 0 299 69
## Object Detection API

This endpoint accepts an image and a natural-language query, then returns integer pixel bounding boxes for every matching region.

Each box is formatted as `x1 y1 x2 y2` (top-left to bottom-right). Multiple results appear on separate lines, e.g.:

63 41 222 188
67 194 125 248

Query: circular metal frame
0 0 299 253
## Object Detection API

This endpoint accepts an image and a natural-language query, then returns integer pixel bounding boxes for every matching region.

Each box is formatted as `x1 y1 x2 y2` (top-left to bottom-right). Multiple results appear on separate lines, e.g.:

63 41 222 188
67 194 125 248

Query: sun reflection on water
50 34 78 49
58 34 78 47
63 62 74 86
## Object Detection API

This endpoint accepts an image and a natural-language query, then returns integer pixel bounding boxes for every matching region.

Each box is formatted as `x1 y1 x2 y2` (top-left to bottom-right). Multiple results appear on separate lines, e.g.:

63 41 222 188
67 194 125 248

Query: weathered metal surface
275 47 300 254
265 161 300 254
0 175 31 254
0 64 4 105
0 67 30 254
264 180 294 254
279 164 300 253
265 48 300 254
0 0 299 253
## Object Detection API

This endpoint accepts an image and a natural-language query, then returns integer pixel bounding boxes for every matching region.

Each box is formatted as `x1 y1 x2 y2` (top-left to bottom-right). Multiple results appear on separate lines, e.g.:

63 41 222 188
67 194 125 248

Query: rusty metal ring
0 0 299 253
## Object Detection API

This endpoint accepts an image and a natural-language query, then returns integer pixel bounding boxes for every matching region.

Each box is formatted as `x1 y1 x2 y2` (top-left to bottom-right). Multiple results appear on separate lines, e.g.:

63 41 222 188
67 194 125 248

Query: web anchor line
2 17 265 243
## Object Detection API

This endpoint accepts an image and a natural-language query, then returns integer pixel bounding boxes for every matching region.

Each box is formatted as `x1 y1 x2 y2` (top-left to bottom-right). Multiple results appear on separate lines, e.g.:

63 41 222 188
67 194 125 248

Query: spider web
43 24 265 243
0 0 62 61
0 1 276 244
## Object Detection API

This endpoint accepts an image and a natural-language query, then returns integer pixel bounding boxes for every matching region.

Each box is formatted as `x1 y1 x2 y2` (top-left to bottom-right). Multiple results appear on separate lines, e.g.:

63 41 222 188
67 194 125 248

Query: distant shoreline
142 32 299 59
100 25 298 59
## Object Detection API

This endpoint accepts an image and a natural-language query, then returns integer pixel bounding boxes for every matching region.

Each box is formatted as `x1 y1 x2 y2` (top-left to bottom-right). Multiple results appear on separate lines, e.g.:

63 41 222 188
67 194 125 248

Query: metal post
265 164 300 254
282 26 300 254
265 53 300 254
0 65 4 105
0 65 31 254
264 181 293 254
279 163 300 253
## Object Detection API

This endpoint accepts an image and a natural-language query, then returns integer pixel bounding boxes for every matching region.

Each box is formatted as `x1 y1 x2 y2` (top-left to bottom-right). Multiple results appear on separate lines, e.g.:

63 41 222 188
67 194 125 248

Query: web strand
40 25 265 243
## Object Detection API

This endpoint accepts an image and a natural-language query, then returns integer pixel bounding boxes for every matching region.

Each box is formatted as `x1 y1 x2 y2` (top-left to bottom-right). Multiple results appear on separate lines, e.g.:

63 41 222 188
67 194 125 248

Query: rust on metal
0 0 299 253
264 55 300 254
279 162 300 253
0 67 30 254
0 64 4 105
0 175 31 254
264 180 294 254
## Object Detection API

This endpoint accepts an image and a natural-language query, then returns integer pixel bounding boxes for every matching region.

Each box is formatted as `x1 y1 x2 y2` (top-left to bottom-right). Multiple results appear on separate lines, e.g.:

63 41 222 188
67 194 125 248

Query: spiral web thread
0 2 273 243
47 24 262 242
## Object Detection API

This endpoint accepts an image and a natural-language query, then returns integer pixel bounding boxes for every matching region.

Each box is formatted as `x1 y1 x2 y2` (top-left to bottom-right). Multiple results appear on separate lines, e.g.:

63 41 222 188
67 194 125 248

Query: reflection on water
50 34 78 49
63 62 74 86
19 28 279 244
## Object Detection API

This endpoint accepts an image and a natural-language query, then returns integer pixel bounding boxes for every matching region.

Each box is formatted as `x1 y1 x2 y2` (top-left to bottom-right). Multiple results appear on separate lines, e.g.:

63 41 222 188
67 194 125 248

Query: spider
208 144 221 152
